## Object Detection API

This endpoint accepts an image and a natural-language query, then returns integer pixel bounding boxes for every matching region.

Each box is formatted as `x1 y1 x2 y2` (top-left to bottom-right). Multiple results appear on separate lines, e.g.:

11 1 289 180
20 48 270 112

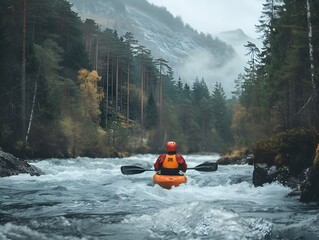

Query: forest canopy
0 0 318 158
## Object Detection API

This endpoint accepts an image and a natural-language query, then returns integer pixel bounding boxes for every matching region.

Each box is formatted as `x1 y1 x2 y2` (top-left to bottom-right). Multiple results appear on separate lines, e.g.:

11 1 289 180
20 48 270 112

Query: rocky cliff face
0 151 43 177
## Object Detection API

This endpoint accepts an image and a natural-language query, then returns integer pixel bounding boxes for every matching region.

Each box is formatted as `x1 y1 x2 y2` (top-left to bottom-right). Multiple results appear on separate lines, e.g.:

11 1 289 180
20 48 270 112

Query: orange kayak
153 173 187 189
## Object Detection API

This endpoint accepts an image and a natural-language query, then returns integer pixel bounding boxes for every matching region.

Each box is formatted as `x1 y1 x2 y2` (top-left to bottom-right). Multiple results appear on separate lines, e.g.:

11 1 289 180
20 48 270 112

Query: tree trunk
126 63 130 125
159 62 163 131
26 81 37 143
106 49 109 125
95 33 98 70
21 0 27 140
141 58 144 143
116 56 119 113
306 0 315 93
306 0 319 129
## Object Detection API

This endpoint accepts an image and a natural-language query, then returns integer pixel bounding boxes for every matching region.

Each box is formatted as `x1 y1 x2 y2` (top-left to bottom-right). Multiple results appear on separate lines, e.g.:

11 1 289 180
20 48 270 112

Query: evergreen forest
0 0 318 158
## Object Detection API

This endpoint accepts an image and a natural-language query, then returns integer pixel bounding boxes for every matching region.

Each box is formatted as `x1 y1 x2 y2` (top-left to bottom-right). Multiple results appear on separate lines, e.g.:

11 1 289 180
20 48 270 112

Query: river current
0 154 319 239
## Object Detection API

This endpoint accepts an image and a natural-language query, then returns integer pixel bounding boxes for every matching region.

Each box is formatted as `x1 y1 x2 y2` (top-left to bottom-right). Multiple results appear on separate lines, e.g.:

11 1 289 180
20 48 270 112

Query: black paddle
120 166 154 175
187 162 218 172
120 162 218 175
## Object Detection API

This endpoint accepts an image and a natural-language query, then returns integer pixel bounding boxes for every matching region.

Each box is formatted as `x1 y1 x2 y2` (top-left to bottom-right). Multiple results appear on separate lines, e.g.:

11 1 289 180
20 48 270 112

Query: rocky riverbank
218 128 319 203
0 151 43 177
217 148 254 165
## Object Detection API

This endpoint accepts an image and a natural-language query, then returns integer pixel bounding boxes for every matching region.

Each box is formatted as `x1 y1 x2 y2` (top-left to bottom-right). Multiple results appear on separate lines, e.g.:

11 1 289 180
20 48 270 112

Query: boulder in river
0 151 43 177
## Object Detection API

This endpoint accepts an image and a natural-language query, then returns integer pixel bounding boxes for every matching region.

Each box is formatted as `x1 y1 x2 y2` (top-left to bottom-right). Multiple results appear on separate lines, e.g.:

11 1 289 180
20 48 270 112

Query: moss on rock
253 128 315 176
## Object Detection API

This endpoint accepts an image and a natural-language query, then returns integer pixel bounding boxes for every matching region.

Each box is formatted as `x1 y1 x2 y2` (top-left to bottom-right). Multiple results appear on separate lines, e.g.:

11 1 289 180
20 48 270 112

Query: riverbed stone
0 151 43 177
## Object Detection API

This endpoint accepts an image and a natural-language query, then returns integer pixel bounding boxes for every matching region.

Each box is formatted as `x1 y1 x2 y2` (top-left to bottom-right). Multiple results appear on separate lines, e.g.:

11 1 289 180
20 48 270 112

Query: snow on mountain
68 0 255 96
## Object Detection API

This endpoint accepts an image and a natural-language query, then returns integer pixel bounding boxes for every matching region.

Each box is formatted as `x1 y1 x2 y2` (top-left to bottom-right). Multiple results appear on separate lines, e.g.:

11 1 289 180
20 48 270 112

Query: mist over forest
69 0 252 96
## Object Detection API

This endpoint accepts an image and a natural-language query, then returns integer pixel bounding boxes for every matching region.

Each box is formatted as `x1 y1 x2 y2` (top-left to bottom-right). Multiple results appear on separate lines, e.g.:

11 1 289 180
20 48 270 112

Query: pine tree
211 82 232 149
145 93 158 129
123 32 138 125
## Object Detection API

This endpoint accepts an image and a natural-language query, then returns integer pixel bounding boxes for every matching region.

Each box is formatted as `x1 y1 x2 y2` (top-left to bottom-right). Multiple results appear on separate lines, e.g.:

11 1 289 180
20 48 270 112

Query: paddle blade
121 166 147 175
193 162 218 172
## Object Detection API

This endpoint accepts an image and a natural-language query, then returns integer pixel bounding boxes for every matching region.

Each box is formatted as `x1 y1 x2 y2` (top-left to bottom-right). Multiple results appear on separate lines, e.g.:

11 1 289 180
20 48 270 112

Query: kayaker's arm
154 154 165 171
176 154 187 172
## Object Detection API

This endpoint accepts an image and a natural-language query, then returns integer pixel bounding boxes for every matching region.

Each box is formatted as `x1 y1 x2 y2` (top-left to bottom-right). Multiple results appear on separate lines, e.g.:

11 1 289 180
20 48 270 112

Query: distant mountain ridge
213 29 261 61
68 0 248 95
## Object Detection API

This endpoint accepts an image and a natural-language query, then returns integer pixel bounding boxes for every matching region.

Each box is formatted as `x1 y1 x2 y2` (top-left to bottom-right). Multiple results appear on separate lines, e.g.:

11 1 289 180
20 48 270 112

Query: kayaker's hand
179 170 184 175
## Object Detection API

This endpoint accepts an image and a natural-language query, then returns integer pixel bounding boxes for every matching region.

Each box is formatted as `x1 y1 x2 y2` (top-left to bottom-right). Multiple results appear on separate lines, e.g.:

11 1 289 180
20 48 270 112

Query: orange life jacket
162 154 179 169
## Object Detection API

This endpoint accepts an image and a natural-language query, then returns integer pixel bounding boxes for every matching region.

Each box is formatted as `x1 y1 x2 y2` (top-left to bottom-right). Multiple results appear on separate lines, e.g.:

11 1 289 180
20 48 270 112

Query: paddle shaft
121 162 217 175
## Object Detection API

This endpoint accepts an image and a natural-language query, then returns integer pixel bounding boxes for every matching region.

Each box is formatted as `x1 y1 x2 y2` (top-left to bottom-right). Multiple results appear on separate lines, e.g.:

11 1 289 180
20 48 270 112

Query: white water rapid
1 154 319 239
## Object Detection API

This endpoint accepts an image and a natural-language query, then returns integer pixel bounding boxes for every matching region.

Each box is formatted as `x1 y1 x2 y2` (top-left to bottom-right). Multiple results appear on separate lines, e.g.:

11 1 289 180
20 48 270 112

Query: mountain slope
213 28 262 61
68 0 244 95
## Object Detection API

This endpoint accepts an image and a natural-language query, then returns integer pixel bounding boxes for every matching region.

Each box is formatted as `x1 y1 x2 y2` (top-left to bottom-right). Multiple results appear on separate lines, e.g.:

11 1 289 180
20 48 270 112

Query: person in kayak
154 141 187 175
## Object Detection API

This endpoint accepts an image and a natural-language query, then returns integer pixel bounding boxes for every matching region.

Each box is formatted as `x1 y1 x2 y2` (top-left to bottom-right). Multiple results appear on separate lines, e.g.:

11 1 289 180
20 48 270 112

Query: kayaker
154 141 187 175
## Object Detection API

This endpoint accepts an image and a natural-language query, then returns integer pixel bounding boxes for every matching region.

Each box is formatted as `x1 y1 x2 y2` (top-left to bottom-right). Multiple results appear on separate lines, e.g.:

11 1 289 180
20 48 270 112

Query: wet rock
252 163 272 186
0 151 43 177
253 162 300 190
217 149 253 165
300 144 319 202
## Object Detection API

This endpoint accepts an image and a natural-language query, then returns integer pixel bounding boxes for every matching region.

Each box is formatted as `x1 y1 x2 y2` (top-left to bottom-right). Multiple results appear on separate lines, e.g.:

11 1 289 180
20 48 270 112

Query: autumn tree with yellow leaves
77 69 104 123
59 69 105 157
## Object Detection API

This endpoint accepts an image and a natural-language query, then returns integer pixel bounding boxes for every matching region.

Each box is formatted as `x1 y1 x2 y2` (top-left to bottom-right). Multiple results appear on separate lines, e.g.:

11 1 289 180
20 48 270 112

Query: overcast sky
146 0 265 38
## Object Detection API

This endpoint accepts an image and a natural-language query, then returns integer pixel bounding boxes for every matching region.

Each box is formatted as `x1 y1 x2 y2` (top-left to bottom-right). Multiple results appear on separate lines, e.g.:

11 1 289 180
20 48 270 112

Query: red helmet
166 141 177 153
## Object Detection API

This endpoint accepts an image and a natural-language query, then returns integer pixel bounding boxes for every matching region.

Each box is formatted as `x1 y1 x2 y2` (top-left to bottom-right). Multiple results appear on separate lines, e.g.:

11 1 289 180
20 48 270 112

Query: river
0 154 319 239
